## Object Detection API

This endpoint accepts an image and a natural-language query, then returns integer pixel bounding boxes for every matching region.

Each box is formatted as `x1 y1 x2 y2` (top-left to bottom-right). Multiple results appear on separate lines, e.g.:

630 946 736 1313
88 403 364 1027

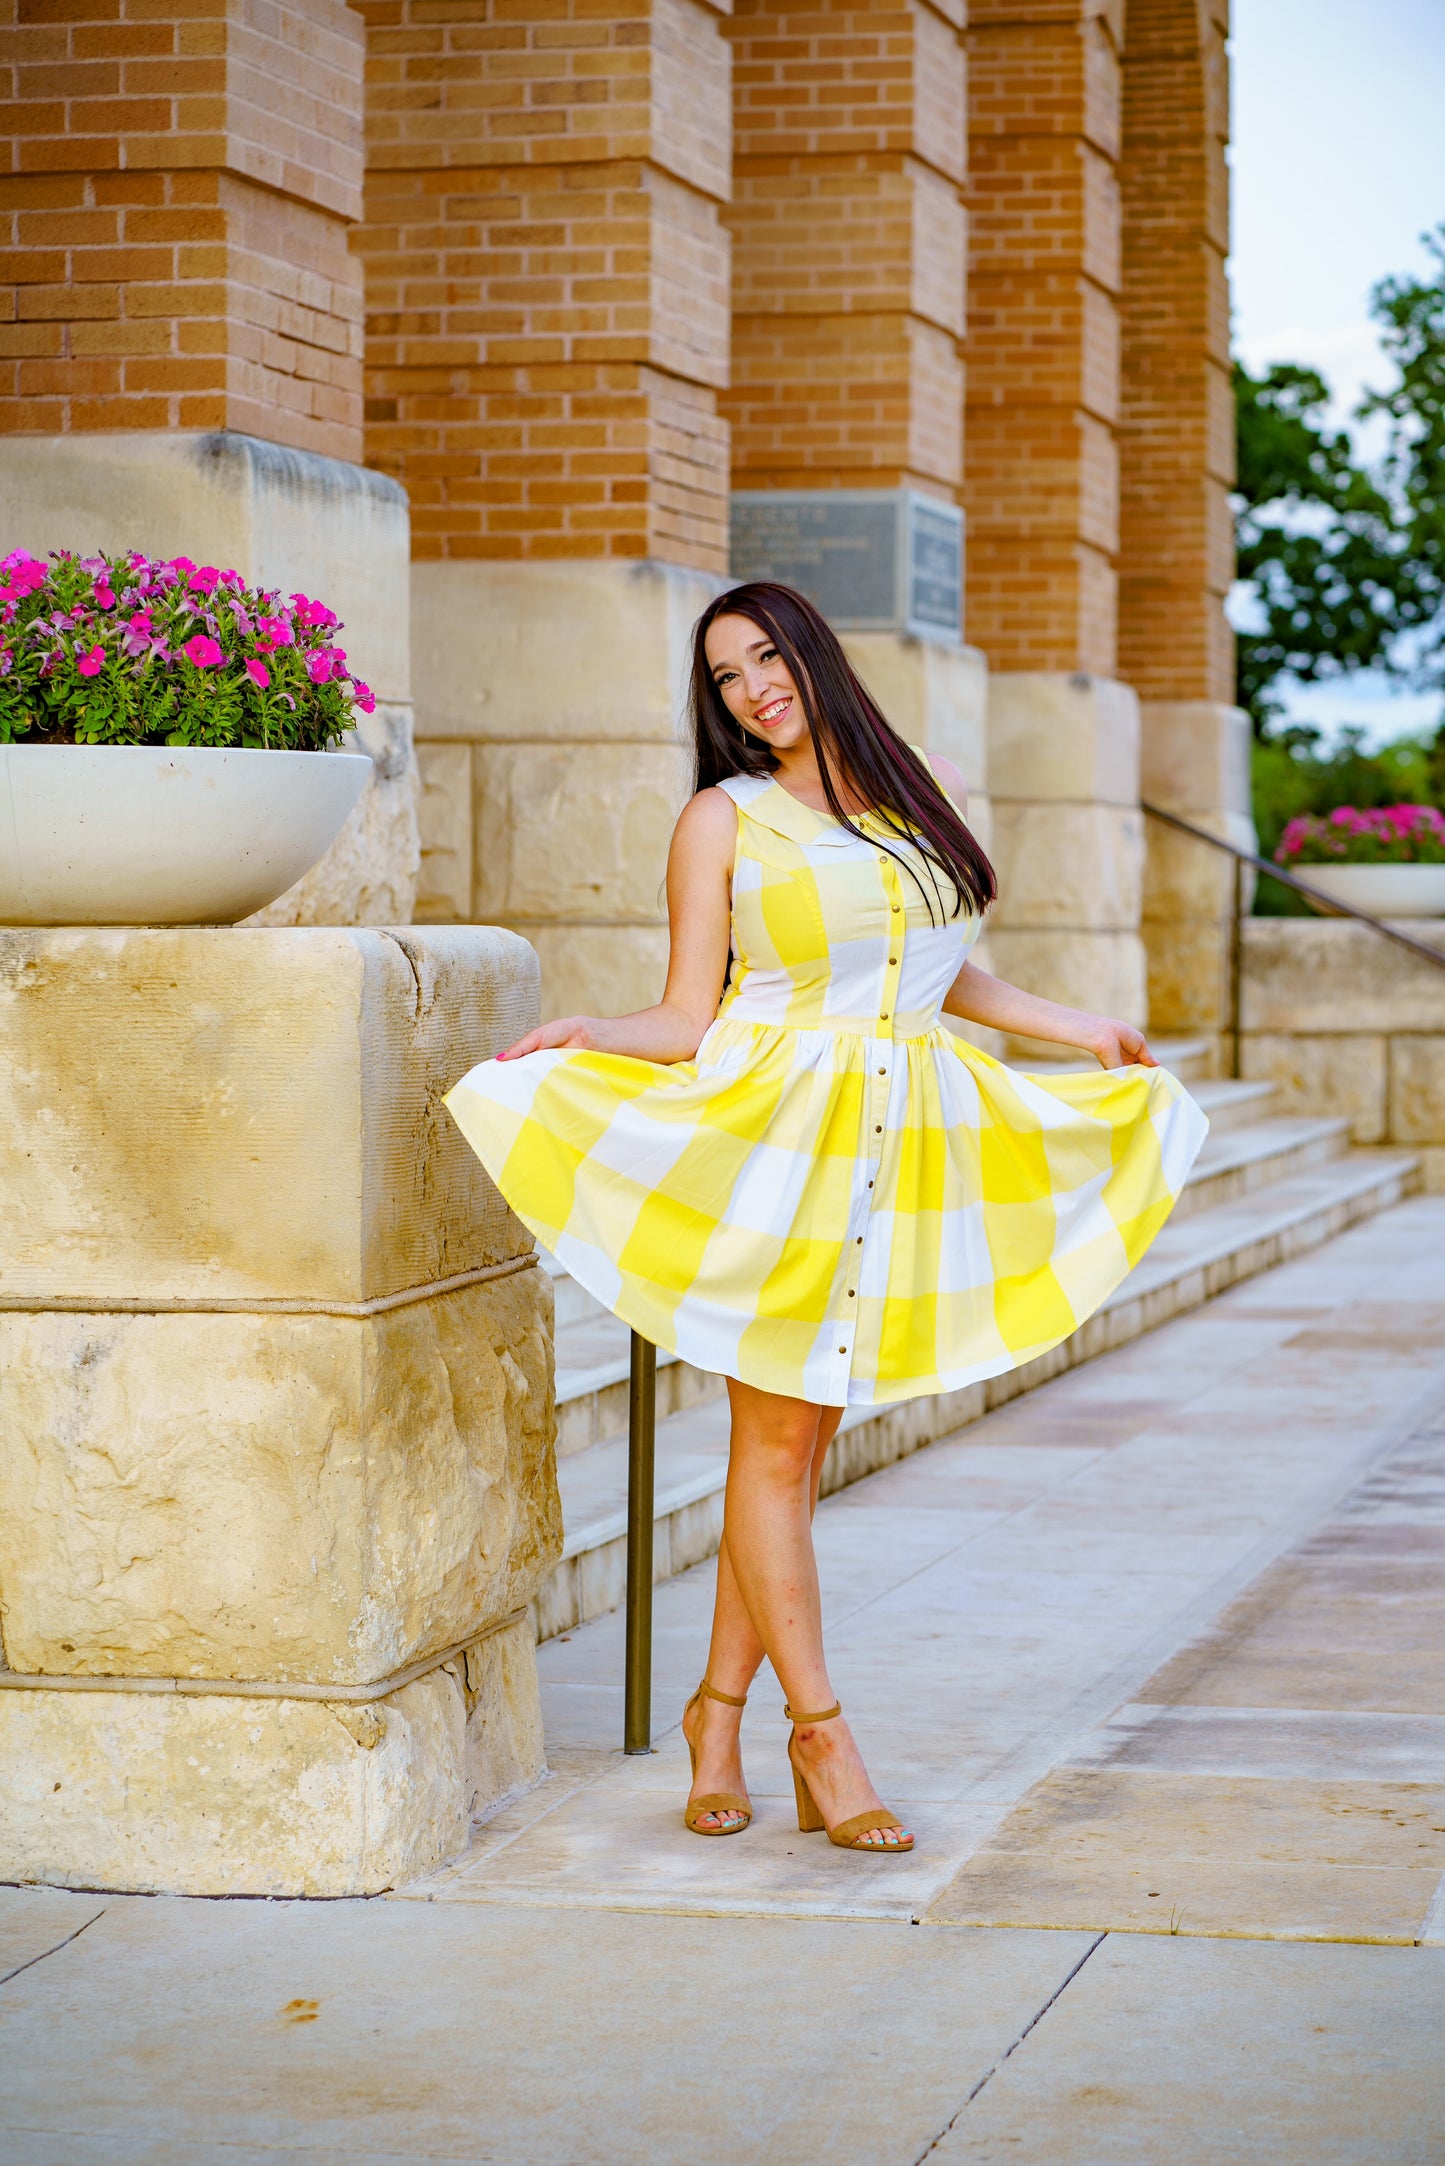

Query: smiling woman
445 582 1208 1862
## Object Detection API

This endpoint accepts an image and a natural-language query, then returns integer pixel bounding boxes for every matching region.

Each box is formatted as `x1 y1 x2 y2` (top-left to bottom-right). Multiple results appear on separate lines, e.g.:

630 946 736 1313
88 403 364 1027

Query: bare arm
496 788 736 1063
942 963 1156 1069
925 752 1156 1071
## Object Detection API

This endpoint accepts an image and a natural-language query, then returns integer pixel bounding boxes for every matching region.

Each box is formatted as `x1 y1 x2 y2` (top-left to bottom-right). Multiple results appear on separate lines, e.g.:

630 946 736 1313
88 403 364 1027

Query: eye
759 646 778 663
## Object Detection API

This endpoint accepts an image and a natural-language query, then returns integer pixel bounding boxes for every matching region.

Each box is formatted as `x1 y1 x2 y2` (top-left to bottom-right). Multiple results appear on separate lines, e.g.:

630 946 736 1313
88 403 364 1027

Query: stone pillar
0 0 420 925
986 671 1143 1039
0 927 560 1898
1119 0 1247 1066
358 0 733 1014
720 3 992 869
965 0 1145 1030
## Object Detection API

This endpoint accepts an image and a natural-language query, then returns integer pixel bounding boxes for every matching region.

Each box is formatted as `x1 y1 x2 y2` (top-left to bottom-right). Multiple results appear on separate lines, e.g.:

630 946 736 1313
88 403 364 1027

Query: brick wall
1117 0 1233 703
723 0 967 499
0 0 364 459
357 0 733 570
964 0 1123 674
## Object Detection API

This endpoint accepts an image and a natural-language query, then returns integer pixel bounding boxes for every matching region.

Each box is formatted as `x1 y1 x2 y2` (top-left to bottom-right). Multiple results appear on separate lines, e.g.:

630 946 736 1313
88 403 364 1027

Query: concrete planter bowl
1301 862 1445 920
0 742 372 926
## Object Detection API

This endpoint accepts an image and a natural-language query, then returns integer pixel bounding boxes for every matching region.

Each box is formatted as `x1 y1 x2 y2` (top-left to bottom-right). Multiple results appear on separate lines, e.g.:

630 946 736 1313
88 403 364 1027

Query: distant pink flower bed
0 549 376 751
1276 804 1445 868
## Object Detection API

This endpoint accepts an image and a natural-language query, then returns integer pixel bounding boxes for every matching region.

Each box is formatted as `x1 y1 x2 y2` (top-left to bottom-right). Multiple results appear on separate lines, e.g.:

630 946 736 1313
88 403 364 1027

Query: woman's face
704 613 810 754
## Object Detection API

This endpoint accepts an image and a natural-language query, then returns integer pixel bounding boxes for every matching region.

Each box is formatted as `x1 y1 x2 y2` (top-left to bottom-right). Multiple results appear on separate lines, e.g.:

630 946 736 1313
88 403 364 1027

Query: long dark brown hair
688 581 996 920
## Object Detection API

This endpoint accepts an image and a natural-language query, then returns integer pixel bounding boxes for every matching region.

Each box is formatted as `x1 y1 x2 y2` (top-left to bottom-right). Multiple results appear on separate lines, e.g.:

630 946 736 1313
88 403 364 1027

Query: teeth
756 698 790 721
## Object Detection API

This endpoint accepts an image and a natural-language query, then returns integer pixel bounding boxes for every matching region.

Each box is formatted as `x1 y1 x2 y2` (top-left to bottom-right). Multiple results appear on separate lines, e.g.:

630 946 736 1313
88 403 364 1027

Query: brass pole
624 1331 657 1755
1230 850 1244 1080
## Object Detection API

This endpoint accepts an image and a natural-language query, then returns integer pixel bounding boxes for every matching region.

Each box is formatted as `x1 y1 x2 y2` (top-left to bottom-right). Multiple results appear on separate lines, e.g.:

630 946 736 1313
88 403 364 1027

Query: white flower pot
1298 861 1445 920
0 743 372 926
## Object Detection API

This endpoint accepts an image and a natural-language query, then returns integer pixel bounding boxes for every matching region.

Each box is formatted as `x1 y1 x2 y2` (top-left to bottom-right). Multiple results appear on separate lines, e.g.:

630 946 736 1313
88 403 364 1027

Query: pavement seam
0 1906 106 1990
910 1931 1108 2159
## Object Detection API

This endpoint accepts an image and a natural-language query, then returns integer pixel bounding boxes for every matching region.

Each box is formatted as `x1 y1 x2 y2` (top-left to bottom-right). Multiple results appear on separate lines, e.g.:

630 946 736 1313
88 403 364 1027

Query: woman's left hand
1086 1018 1158 1070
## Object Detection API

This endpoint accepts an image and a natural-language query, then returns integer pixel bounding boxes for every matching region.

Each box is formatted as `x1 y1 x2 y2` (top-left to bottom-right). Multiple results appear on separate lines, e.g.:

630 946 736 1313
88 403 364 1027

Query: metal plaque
728 488 963 643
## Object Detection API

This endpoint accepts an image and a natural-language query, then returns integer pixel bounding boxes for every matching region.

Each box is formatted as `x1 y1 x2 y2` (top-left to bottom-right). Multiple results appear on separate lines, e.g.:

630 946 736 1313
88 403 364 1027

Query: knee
743 1407 820 1484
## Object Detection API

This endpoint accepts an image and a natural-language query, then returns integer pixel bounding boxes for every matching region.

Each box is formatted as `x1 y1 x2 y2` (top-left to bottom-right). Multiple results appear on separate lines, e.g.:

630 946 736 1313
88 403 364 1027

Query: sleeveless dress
445 768 1208 1409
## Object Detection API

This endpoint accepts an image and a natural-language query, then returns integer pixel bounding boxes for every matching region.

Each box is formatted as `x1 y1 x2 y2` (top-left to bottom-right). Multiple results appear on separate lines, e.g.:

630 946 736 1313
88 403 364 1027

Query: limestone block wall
1141 698 1254 1063
0 926 561 1897
1240 919 1445 1193
986 670 1146 1036
0 428 421 926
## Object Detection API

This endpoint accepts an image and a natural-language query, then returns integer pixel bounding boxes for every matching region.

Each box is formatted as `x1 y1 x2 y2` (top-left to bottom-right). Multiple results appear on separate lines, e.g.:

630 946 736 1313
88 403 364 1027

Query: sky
1228 0 1445 743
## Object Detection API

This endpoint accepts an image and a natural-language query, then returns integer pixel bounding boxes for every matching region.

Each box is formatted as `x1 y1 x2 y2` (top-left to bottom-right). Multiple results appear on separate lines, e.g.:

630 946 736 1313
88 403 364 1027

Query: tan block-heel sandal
786 1701 913 1853
682 1680 752 1836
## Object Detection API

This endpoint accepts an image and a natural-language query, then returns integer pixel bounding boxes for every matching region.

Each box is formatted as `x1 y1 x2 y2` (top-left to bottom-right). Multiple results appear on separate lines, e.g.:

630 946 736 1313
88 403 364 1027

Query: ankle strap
784 1701 841 1725
697 1679 748 1708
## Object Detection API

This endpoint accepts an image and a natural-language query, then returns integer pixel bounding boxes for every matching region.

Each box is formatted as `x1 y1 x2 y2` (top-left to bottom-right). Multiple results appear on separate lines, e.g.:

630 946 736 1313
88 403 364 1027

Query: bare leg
684 1403 839 1829
687 1383 909 1849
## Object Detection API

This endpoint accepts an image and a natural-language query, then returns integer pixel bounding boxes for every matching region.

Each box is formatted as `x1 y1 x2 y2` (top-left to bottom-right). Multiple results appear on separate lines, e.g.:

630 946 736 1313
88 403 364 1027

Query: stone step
534 1148 1421 1643
1171 1113 1351 1221
1182 1076 1278 1134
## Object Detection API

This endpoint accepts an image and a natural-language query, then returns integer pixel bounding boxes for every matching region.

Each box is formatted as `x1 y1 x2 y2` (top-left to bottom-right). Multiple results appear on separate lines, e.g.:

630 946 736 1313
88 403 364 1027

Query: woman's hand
497 1016 613 1061
1084 1018 1158 1070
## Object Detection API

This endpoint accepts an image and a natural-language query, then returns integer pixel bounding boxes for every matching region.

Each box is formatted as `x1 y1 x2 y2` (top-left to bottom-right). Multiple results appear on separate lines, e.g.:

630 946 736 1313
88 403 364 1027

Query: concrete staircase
532 1042 1421 1642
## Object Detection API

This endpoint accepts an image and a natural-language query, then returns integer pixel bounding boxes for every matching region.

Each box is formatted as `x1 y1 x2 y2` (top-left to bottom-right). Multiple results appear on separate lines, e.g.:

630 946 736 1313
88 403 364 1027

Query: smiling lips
752 694 792 727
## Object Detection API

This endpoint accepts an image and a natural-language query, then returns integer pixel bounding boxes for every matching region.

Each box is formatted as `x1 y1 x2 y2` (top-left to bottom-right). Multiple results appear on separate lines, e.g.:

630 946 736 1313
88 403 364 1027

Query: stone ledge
0 925 537 1305
0 1270 560 1685
0 1616 543 1899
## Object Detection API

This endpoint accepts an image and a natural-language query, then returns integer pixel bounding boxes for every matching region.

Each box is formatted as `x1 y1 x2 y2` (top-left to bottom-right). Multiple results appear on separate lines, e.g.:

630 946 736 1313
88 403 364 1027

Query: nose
744 662 777 701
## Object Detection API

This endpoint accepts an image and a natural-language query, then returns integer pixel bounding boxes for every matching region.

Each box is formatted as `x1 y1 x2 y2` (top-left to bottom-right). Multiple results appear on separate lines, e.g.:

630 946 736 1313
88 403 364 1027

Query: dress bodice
715 772 980 1040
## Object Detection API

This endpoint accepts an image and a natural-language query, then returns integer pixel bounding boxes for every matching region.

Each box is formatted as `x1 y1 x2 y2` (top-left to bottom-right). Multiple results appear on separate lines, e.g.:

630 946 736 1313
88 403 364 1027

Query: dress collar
721 773 863 849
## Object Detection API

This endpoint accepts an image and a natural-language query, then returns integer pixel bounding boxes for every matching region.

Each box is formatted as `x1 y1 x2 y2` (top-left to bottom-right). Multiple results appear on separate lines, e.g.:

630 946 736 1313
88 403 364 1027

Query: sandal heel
791 1757 825 1833
784 1698 913 1855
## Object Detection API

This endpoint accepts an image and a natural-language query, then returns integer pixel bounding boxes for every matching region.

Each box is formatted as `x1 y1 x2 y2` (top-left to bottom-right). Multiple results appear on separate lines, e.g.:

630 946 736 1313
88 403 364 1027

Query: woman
446 582 1207 1857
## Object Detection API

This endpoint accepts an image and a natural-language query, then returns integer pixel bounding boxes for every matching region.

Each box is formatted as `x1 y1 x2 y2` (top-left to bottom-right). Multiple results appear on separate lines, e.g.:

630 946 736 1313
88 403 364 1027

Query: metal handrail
1142 801 1445 969
1141 799 1445 1083
624 1332 657 1754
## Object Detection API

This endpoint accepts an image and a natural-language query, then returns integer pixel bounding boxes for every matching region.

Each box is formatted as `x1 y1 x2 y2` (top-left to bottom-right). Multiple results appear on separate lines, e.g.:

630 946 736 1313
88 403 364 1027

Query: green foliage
1234 224 1445 734
0 548 376 750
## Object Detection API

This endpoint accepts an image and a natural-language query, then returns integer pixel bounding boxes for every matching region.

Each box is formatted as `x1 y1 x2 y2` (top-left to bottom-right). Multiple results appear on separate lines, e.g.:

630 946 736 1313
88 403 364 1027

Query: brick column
965 0 1146 1037
360 1 734 1016
0 0 363 456
721 1 990 879
0 0 420 925
1120 0 1249 1066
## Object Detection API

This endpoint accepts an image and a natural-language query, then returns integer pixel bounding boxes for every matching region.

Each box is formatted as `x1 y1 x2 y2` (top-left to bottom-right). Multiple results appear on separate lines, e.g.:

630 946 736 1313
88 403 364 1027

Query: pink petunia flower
189 566 221 595
255 616 295 650
351 679 376 714
290 592 339 631
94 584 115 610
244 657 271 690
76 644 105 677
183 634 224 668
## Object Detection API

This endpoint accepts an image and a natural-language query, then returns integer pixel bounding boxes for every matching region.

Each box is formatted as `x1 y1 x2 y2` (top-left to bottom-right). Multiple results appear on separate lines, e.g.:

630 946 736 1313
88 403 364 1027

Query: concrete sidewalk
4 1200 1445 2163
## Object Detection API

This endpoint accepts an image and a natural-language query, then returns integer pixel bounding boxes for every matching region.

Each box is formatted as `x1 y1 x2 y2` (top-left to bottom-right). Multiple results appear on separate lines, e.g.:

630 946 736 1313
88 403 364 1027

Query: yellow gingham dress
446 770 1208 1407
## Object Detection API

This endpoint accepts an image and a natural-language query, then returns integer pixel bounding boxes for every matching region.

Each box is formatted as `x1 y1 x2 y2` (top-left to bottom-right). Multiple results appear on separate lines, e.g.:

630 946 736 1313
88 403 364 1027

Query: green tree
1233 223 1445 735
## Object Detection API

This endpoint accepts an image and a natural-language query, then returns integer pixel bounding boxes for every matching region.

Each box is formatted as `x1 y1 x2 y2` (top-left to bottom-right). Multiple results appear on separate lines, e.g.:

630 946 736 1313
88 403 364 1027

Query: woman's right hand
497 1016 611 1061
